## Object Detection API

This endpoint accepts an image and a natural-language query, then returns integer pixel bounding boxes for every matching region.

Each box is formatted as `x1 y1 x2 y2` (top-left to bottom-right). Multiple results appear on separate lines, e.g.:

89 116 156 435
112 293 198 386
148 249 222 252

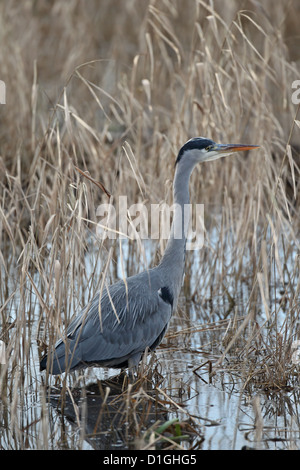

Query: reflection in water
47 372 203 450
1 235 299 450
44 345 300 451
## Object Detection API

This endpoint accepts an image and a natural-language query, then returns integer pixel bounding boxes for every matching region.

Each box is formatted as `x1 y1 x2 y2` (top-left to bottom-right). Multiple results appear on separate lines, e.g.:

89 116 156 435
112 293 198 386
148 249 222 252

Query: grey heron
40 137 259 375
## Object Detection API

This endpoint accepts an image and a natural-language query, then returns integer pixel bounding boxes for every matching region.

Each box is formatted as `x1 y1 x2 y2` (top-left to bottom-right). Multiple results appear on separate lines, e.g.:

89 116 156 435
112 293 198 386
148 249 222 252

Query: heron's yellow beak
212 143 260 153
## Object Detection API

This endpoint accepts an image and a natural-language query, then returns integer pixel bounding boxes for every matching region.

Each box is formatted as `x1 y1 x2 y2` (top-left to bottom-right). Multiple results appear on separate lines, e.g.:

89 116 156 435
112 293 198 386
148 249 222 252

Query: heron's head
176 137 259 166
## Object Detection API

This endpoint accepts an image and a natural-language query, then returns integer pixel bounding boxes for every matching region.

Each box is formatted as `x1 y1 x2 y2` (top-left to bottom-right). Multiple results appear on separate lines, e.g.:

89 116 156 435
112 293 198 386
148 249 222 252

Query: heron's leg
128 352 141 380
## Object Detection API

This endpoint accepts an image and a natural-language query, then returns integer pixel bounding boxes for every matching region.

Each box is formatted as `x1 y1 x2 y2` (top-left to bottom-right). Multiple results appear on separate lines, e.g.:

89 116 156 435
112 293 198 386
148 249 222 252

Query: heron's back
40 268 173 374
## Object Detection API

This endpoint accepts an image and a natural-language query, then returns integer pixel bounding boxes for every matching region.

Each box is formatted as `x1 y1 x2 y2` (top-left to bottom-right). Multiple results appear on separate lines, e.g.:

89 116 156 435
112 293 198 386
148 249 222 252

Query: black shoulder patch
158 286 174 307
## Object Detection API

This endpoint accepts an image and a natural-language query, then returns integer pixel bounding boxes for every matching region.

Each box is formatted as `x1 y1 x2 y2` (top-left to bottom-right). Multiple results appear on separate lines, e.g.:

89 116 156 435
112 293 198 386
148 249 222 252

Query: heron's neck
158 161 193 306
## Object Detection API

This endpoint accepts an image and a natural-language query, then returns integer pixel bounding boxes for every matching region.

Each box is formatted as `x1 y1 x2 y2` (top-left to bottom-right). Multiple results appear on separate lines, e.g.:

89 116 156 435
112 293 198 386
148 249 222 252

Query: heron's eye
205 145 211 151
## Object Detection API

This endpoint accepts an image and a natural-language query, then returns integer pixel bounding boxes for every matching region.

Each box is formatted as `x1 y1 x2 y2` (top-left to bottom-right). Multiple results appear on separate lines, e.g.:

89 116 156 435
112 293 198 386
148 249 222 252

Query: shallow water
1 235 299 450
158 347 300 450
25 343 300 451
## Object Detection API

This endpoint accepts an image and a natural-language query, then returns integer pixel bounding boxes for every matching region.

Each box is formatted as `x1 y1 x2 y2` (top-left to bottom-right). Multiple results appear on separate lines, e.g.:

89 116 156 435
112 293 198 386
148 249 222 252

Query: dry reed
0 0 299 450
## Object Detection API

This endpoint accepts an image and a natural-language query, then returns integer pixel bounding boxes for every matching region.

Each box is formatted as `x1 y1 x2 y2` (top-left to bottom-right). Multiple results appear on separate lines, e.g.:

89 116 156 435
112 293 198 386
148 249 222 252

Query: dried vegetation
0 0 299 450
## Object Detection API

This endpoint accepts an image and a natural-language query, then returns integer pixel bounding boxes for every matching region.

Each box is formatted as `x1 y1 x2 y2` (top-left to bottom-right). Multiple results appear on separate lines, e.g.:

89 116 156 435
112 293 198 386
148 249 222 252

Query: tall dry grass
0 0 299 449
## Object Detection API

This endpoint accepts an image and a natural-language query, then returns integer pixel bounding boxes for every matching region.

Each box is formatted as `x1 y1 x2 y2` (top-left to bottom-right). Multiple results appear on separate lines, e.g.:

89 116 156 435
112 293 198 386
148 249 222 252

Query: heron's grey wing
47 270 173 373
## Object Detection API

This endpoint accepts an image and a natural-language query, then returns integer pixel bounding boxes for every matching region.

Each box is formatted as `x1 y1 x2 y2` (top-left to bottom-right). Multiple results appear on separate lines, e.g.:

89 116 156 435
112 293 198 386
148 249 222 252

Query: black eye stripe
175 138 215 165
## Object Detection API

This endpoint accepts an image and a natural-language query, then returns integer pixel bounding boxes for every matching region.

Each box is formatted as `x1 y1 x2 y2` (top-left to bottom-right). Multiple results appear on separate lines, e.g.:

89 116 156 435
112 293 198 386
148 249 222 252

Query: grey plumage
43 270 172 374
40 137 259 375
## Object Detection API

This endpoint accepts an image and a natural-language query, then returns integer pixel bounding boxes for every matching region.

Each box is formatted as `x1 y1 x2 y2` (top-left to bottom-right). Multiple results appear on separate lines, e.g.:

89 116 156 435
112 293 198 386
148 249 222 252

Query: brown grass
0 0 299 450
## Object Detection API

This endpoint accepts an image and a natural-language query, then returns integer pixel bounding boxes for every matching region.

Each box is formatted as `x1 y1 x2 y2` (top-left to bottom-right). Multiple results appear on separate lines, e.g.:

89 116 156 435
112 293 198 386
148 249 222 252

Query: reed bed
0 0 299 450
